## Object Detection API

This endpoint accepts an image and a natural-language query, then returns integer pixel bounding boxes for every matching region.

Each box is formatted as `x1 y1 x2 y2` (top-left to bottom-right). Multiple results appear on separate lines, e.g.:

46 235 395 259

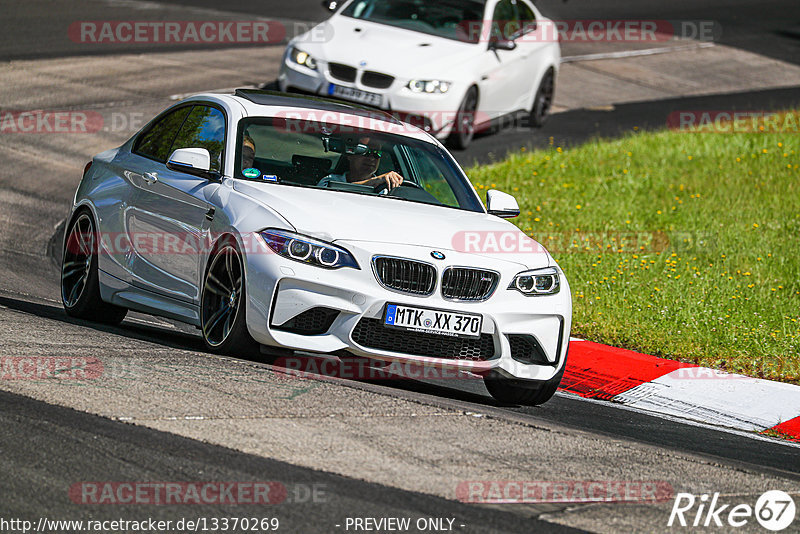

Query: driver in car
317 136 404 191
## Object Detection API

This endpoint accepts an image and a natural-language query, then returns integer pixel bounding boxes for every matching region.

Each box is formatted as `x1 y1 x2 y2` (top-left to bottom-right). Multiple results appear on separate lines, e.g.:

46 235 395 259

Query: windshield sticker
242 167 261 179
262 174 279 182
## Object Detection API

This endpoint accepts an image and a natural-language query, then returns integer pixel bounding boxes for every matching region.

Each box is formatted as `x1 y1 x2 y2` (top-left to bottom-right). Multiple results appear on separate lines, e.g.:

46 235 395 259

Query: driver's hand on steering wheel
369 171 403 191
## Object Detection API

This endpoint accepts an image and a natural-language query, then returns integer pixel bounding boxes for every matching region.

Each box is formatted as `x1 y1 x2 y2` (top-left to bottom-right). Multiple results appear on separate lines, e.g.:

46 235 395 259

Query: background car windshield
341 0 485 44
235 117 484 213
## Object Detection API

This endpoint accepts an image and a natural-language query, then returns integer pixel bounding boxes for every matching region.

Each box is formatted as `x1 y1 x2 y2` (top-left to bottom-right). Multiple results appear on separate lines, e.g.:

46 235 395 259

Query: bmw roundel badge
431 251 446 260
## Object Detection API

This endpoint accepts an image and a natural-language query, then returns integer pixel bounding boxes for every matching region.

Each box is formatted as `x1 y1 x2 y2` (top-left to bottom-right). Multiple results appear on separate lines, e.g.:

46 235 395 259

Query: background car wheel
61 210 127 325
484 360 566 406
201 237 258 355
447 86 478 150
529 69 554 128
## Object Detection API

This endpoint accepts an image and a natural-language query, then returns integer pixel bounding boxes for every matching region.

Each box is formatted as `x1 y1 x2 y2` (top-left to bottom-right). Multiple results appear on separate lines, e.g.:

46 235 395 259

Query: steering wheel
372 181 423 194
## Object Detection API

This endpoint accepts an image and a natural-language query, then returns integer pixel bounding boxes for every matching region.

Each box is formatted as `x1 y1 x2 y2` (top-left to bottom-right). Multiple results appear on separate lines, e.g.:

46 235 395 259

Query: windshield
234 117 484 213
340 0 486 44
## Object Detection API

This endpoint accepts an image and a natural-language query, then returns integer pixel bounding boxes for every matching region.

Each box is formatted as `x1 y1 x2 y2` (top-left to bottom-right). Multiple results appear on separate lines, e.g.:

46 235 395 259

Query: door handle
143 172 158 184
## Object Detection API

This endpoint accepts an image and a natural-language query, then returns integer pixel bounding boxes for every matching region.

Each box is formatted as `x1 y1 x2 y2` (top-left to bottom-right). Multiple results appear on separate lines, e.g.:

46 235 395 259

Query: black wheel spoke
67 273 84 304
62 258 88 277
225 250 236 285
206 271 231 295
222 309 234 340
206 305 230 336
62 263 87 280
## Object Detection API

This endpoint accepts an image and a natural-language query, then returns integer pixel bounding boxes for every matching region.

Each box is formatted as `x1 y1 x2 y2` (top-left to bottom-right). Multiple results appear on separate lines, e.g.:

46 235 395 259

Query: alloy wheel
201 245 244 347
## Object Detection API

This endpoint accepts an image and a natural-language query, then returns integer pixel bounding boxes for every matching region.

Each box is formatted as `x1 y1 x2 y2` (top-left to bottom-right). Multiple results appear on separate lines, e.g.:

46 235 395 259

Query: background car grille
361 71 395 89
373 257 436 296
329 63 357 82
272 307 339 335
442 268 499 301
351 318 495 361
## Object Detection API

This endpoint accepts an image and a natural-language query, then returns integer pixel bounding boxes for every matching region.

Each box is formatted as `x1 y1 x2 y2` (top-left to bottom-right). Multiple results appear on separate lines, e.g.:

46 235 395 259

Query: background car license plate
384 304 483 339
328 84 382 107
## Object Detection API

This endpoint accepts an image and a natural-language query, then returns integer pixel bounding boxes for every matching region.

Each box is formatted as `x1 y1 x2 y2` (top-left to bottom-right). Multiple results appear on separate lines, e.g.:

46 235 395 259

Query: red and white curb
562 339 800 441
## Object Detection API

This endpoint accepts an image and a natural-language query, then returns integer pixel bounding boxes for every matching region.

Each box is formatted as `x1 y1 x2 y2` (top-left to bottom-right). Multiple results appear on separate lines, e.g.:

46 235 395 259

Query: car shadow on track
0 293 515 409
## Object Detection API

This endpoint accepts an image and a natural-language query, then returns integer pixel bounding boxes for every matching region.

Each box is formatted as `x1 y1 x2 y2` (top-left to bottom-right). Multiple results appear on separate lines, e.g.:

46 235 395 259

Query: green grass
467 114 800 383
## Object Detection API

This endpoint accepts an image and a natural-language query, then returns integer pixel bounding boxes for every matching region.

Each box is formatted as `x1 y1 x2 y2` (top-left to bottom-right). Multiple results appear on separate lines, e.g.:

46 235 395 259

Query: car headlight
259 230 359 270
289 47 317 70
407 80 451 94
508 267 560 296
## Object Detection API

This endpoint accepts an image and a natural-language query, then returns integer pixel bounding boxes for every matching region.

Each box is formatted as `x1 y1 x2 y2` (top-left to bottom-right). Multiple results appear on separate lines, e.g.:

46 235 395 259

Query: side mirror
486 189 520 218
488 38 517 52
321 0 339 11
166 148 219 180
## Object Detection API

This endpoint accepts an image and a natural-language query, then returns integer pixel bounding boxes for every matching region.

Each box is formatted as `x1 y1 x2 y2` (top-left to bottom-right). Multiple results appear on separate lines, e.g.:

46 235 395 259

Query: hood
297 17 481 79
232 180 552 270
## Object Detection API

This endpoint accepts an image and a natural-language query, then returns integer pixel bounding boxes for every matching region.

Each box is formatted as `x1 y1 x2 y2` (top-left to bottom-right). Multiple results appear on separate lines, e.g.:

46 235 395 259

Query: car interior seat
291 155 333 185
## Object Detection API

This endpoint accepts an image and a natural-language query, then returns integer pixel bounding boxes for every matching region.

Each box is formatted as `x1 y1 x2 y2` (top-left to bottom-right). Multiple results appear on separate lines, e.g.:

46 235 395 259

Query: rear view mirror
486 189 520 218
488 39 517 52
167 148 218 180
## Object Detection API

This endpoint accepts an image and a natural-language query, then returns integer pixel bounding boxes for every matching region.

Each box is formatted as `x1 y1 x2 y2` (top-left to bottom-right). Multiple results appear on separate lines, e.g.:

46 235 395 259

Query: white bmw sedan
62 90 571 405
278 0 560 148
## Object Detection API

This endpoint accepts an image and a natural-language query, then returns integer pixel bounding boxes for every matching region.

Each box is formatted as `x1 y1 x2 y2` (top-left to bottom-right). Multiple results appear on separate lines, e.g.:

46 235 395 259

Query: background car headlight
289 47 317 70
509 267 561 296
260 230 359 270
408 80 451 94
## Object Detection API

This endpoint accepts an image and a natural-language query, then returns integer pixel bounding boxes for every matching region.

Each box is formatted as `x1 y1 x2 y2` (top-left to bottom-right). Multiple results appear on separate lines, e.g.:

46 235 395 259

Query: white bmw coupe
62 90 571 405
278 0 560 148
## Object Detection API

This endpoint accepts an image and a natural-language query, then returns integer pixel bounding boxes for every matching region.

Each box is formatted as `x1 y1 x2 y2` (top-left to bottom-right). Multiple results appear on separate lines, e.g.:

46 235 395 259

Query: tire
484 359 566 406
200 236 258 355
447 86 479 150
529 69 554 128
61 210 127 325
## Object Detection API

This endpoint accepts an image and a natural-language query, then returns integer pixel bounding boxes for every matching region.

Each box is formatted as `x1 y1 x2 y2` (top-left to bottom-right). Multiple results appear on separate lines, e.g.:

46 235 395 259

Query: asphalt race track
1 1 799 532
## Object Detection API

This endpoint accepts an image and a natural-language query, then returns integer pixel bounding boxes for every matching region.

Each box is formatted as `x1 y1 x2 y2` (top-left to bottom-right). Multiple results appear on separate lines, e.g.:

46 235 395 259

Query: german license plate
328 84 383 107
384 304 483 339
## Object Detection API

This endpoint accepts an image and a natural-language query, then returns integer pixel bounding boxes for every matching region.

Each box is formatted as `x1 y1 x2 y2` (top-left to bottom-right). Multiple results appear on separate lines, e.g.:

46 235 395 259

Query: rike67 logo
668 490 796 531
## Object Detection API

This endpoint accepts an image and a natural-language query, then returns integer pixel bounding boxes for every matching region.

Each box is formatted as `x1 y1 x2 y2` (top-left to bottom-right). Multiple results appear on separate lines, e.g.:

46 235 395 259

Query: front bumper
278 58 466 139
244 238 572 383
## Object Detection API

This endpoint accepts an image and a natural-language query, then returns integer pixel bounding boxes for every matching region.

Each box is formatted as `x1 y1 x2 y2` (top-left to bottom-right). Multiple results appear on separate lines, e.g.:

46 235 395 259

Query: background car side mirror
321 0 339 12
488 39 517 52
486 189 520 218
166 148 219 180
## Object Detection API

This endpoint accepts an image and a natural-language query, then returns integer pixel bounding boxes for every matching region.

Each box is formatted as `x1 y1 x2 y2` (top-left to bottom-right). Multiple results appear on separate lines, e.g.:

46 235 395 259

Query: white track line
561 41 715 63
